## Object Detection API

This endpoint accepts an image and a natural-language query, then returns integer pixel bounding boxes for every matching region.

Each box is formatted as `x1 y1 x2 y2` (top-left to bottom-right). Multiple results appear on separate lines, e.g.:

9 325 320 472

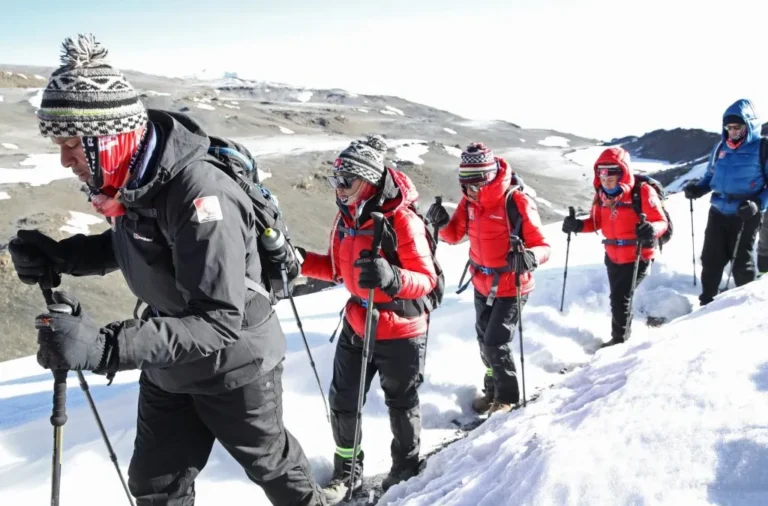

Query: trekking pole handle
41 287 71 427
370 212 385 256
568 206 575 220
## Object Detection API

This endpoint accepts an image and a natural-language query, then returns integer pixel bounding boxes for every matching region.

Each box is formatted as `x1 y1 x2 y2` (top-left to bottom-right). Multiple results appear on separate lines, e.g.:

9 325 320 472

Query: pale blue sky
2 0 768 140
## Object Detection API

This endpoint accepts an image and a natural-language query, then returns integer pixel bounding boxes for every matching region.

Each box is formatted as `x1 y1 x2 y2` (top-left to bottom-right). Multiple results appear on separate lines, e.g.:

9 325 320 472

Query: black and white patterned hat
333 135 388 187
37 33 148 138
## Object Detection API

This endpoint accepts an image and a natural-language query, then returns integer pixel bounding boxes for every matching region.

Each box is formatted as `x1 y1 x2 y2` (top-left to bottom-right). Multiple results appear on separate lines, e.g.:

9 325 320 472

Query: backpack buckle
478 266 494 275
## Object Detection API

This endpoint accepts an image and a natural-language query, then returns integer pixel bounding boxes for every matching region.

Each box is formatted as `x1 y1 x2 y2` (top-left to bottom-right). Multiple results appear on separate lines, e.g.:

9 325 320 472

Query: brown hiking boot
472 391 494 414
488 401 515 415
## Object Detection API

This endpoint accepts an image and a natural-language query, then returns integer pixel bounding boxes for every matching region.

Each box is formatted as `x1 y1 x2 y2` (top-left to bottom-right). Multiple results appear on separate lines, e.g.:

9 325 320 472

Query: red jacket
439 158 551 298
580 147 669 264
301 168 437 340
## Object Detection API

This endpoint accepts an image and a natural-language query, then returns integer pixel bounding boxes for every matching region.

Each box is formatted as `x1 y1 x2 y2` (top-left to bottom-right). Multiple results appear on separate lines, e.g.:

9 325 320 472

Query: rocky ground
0 62 691 362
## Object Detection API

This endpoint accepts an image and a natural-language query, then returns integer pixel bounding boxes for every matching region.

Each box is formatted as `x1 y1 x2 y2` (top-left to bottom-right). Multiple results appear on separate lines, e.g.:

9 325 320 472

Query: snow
443 128 457 135
3 180 766 506
520 138 526 143
395 144 429 165
538 135 571 148
385 105 405 116
535 196 553 208
223 104 240 109
667 161 710 194
16 73 27 80
238 135 351 158
443 145 462 157
0 96 4 102
196 103 216 111
59 211 103 236
278 126 295 135
28 89 43 110
143 90 171 97
566 145 679 175
354 108 369 113
380 109 398 116
296 91 313 103
0 191 9 200
1 143 18 150
33 75 45 81
0 155 75 186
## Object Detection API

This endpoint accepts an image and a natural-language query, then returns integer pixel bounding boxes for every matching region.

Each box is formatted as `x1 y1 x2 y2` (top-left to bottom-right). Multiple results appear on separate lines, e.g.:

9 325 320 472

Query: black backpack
132 135 299 305
630 174 673 250
204 136 300 303
386 203 445 314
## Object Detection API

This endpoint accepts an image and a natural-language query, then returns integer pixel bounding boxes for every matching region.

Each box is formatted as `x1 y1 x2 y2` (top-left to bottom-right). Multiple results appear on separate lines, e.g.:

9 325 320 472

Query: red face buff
83 127 146 217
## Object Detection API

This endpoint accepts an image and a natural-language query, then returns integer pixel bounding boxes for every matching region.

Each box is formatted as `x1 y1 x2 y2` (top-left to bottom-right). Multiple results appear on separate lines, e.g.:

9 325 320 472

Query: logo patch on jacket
194 196 223 223
133 232 153 242
719 150 726 159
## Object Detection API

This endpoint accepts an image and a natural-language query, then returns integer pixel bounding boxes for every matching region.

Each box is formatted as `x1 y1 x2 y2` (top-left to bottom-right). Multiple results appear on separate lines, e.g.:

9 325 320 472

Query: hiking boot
381 459 426 492
322 453 363 504
600 337 625 349
488 401 516 415
472 393 494 414
472 372 495 414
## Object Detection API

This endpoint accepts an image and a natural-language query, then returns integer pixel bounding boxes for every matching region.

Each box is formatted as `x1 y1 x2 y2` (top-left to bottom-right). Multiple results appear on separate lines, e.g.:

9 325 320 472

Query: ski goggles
463 181 489 192
327 173 359 189
724 124 745 132
597 165 622 178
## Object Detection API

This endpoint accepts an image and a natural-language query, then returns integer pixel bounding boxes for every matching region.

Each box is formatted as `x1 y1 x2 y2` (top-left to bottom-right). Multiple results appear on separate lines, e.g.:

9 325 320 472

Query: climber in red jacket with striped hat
426 142 551 415
298 135 437 503
562 146 668 348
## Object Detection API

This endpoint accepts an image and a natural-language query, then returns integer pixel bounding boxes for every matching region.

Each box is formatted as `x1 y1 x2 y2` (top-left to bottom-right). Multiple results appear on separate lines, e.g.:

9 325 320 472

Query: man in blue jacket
684 98 768 305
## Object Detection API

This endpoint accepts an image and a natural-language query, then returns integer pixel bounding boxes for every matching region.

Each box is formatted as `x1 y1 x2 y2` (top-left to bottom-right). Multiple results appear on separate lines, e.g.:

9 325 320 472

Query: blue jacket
696 99 768 216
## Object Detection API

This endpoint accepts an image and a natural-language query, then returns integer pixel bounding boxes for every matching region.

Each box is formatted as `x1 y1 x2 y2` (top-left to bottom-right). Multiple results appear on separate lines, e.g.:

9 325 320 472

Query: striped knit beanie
458 142 498 185
333 134 388 187
37 34 148 138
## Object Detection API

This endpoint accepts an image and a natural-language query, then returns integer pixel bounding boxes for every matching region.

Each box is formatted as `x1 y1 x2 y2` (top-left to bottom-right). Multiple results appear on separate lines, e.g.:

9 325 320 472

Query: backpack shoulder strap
505 187 523 239
631 181 644 215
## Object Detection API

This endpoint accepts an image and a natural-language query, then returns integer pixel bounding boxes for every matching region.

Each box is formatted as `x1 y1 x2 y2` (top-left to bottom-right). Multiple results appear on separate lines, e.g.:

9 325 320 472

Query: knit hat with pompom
37 33 147 138
333 134 389 187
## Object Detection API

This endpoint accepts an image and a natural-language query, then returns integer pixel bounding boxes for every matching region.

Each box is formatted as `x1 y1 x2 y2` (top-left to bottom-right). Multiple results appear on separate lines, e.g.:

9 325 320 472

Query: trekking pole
346 212 385 501
423 195 443 371
261 229 330 423
690 198 697 286
40 287 135 506
721 221 745 293
624 214 646 342
511 236 527 408
560 206 575 312
432 196 442 245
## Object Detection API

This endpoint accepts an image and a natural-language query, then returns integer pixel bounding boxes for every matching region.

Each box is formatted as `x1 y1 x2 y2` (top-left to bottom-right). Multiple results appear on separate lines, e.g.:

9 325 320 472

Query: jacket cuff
383 265 402 297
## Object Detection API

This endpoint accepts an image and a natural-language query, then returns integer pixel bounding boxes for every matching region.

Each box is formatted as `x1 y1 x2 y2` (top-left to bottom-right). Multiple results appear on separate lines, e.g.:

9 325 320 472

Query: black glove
8 230 69 288
562 216 583 234
738 200 759 220
683 182 708 200
34 291 114 373
635 221 655 245
354 249 401 296
507 248 538 275
426 202 451 229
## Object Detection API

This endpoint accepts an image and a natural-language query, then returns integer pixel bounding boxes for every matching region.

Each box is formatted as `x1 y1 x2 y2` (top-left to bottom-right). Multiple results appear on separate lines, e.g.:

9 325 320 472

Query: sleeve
390 209 437 300
640 184 669 238
111 171 254 371
579 201 602 234
696 142 720 191
59 229 120 276
438 198 468 244
300 215 341 283
516 192 551 266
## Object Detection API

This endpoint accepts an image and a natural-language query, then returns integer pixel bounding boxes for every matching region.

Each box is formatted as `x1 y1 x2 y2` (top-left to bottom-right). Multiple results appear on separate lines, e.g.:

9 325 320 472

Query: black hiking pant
474 290 528 405
605 254 650 341
329 320 426 473
699 207 762 305
127 364 323 506
755 209 768 274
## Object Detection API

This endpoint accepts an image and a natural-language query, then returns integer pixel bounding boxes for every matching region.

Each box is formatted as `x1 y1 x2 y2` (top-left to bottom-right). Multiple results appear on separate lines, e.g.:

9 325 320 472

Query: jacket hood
722 99 762 144
593 147 634 194
119 109 210 207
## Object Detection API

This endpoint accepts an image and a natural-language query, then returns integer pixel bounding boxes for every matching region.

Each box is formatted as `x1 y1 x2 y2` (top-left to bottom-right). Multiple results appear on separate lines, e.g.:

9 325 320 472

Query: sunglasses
724 124 745 132
327 173 358 189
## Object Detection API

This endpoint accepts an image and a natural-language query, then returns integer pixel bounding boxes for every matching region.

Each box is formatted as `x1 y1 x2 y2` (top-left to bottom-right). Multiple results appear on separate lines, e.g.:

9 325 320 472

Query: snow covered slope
0 190 755 506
